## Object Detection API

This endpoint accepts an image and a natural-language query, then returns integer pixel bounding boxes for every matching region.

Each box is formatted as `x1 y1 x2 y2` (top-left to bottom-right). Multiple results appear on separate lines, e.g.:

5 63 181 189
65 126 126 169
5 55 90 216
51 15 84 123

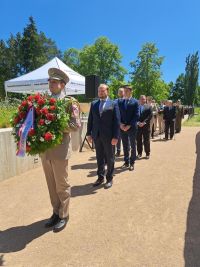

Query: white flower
27 142 31 146
57 114 61 119
40 137 44 142
32 137 36 141
45 120 51 125
52 135 56 140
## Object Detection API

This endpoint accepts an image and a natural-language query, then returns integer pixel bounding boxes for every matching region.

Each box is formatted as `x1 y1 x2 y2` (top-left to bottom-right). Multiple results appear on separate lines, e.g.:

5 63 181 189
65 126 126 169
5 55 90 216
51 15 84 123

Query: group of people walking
87 84 185 189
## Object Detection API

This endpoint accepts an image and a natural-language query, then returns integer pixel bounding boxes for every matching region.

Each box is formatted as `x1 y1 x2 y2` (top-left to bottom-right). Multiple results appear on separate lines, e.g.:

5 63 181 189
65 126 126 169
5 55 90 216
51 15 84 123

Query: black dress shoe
129 164 134 171
45 213 59 228
121 162 129 168
146 155 150 159
53 216 69 233
93 178 104 187
104 181 113 189
137 154 142 159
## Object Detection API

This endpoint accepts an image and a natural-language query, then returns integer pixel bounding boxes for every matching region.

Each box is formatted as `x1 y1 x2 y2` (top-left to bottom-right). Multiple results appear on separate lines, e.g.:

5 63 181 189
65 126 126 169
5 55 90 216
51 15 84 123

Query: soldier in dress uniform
175 100 184 133
41 68 79 232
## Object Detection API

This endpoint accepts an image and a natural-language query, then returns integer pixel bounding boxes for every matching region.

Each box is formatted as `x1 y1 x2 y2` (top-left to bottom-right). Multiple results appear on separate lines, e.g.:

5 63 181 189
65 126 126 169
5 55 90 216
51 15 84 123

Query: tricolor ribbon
17 107 35 157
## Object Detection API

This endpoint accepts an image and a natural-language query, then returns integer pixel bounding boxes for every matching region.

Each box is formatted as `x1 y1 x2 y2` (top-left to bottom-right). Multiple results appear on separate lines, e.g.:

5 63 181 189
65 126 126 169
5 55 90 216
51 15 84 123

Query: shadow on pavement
71 162 97 170
0 220 51 253
0 255 4 266
184 131 200 266
71 183 104 197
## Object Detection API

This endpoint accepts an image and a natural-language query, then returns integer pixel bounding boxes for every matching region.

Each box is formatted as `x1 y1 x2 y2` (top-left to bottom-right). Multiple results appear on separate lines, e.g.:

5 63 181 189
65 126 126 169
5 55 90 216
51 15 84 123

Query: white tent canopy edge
4 57 85 96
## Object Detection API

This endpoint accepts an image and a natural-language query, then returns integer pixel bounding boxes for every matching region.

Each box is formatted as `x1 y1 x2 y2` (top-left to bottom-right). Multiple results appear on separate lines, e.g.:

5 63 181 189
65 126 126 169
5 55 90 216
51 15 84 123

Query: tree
39 32 62 61
63 48 80 72
20 16 46 73
63 37 127 83
0 40 9 97
184 51 199 105
21 16 61 74
130 43 164 99
170 74 185 102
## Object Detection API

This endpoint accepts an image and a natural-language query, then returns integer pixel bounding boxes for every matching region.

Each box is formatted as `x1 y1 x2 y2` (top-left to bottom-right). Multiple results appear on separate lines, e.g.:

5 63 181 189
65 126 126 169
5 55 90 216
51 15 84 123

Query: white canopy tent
4 57 85 96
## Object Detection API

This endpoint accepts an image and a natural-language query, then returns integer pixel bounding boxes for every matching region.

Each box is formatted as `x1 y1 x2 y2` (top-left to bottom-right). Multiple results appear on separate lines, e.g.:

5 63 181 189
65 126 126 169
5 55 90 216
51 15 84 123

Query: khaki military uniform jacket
41 91 72 161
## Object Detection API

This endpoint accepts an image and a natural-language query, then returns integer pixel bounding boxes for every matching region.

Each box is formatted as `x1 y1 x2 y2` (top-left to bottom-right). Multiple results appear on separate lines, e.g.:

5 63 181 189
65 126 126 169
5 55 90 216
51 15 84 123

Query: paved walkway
0 127 199 267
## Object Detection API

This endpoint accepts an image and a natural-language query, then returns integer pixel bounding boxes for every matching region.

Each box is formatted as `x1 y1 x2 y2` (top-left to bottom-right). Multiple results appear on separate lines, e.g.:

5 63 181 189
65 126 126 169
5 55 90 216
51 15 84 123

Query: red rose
36 107 41 115
49 98 56 105
19 112 27 119
49 105 56 111
37 98 45 106
14 117 20 124
18 106 23 111
21 101 27 107
39 119 45 126
46 113 55 121
41 108 48 115
26 145 31 152
34 94 41 101
44 132 53 141
27 95 34 101
28 128 35 136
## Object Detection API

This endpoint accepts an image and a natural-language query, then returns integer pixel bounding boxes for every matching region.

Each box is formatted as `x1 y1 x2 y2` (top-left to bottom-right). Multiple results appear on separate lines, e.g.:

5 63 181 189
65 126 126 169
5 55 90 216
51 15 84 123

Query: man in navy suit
163 100 176 140
118 85 139 171
137 95 153 159
87 84 120 189
115 87 125 157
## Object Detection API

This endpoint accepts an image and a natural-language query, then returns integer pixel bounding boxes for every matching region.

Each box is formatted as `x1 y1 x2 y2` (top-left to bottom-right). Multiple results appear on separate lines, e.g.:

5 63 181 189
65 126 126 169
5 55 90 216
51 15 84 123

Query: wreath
11 93 74 156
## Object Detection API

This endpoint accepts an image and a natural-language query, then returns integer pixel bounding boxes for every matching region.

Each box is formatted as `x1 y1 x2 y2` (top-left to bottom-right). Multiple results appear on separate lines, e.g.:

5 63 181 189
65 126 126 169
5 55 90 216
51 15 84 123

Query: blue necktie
125 99 129 110
99 100 105 116
140 105 144 115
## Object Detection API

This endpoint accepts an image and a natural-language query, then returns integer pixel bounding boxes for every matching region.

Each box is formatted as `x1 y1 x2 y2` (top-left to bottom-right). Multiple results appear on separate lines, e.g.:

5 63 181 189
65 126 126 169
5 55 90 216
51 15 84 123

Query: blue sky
1 0 200 83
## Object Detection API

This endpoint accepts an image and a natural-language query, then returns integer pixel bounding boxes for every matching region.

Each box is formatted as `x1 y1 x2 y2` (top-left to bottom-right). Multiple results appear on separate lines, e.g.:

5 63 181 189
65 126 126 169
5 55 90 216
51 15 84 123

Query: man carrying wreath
41 67 79 232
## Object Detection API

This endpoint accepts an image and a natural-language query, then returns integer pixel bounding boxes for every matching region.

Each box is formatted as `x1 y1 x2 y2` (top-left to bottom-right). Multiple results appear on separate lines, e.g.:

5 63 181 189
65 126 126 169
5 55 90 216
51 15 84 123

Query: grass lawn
183 107 200 127
0 101 17 128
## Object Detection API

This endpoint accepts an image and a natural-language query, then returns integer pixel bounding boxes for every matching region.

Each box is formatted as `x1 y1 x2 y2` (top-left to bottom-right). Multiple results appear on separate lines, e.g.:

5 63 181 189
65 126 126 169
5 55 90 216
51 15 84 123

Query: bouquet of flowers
11 93 72 156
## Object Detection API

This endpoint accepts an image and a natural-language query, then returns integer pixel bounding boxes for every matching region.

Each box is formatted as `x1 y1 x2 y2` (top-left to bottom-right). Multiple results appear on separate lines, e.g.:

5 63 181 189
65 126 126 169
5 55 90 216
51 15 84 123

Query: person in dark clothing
163 100 176 140
115 87 125 157
137 95 153 159
118 85 139 171
87 84 120 189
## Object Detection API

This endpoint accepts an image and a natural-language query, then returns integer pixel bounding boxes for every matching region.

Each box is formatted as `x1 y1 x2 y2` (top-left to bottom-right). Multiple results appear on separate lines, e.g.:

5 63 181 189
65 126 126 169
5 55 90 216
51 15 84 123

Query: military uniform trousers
41 158 70 219
158 114 164 133
41 133 71 219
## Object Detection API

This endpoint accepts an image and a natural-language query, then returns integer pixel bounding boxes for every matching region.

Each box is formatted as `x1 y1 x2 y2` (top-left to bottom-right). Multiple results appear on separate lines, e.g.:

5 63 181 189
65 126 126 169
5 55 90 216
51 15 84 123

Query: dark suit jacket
163 106 176 121
138 104 153 128
87 98 120 141
118 98 139 129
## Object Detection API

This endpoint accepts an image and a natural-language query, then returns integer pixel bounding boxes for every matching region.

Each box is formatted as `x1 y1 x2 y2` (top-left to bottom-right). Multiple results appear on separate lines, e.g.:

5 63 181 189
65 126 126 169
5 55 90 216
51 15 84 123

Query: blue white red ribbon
17 107 35 157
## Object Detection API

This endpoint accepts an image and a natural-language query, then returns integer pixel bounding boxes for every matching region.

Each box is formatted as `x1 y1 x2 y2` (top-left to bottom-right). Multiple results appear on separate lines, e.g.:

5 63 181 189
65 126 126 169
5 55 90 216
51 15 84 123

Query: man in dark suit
87 84 120 189
163 100 176 140
118 85 139 171
137 95 153 159
115 87 125 157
